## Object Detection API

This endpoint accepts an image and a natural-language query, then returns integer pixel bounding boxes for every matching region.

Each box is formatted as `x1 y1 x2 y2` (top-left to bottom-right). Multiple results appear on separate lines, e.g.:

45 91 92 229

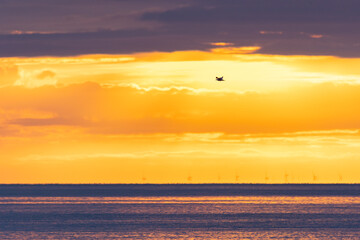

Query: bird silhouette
216 76 224 81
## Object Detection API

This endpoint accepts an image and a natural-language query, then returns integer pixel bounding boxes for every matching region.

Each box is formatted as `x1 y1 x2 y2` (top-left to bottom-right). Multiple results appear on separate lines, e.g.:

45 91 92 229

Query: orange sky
1 46 360 183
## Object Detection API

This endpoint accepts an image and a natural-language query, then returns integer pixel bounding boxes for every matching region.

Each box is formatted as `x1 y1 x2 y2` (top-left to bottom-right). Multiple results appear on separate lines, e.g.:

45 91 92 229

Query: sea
0 184 359 239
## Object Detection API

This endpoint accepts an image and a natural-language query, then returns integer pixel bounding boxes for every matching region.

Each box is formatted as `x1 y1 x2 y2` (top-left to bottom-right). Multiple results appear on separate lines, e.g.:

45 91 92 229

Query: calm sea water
0 184 359 239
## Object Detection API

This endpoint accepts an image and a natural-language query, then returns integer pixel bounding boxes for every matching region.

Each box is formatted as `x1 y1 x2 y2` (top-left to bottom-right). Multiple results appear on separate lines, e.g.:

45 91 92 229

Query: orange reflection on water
1 196 359 205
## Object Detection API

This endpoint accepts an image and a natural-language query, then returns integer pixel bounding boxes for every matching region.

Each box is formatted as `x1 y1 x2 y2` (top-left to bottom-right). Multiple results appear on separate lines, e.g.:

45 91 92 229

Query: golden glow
1 49 360 183
210 42 234 46
259 30 283 35
210 46 261 54
310 34 324 39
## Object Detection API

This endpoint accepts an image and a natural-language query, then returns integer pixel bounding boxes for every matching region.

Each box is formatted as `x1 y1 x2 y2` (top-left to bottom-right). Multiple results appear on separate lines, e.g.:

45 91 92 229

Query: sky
1 0 360 183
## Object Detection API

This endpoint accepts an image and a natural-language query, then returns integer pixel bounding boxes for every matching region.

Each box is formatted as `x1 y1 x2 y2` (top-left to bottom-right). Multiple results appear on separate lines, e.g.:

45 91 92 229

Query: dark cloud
0 0 360 57
142 0 360 23
0 29 209 57
0 0 176 34
141 0 360 57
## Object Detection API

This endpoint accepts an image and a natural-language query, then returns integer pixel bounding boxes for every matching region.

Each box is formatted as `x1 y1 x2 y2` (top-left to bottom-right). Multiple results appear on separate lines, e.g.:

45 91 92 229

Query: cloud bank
1 0 360 57
1 82 360 135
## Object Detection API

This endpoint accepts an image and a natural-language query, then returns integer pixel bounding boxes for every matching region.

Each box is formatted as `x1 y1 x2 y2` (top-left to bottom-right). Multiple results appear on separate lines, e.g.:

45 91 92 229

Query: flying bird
216 76 224 81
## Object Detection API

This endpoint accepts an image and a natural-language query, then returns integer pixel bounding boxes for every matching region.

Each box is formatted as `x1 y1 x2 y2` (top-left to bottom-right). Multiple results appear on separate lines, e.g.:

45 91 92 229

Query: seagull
216 76 224 81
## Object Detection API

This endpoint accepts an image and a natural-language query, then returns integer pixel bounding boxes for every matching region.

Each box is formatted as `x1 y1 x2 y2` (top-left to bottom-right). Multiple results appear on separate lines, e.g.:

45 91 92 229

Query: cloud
259 31 283 35
140 0 360 57
20 150 248 161
210 42 234 46
36 70 56 80
210 46 261 54
310 34 324 39
0 28 216 57
15 69 57 87
0 64 19 87
0 1 359 57
10 30 55 35
164 130 360 144
1 82 360 135
0 0 176 34
4 51 360 95
8 117 79 126
142 0 360 23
